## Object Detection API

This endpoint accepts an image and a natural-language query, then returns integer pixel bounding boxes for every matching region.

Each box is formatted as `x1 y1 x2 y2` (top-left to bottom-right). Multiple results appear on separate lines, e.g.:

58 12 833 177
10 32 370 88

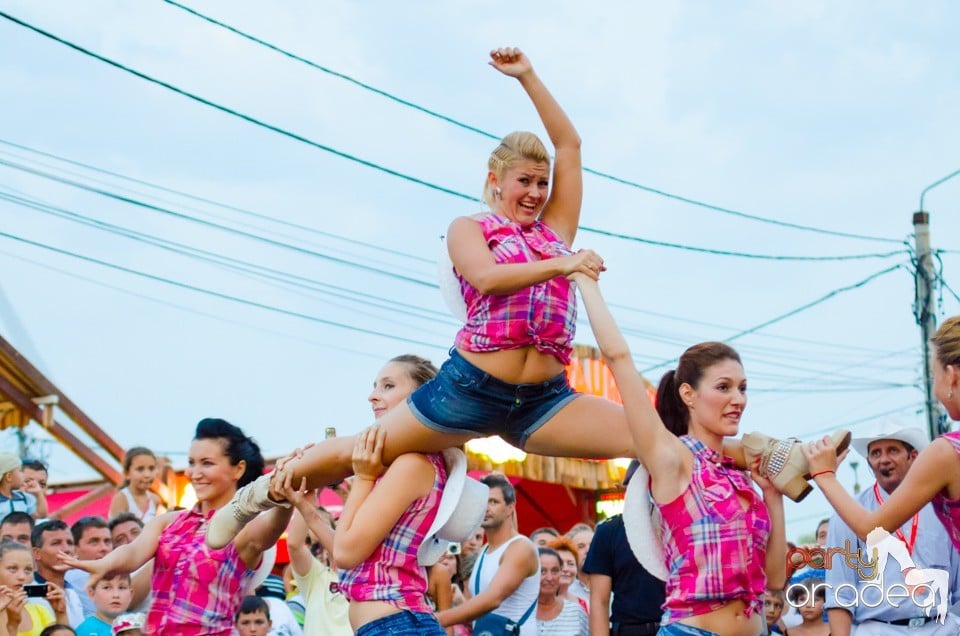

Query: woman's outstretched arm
58 512 171 583
490 47 582 245
573 274 684 478
804 436 958 539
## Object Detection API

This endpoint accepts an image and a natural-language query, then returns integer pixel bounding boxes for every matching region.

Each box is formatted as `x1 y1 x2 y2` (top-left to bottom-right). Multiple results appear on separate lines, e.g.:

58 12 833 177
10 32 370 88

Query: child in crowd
0 452 45 519
764 589 785 634
76 573 133 635
39 626 76 636
21 461 50 520
0 539 68 634
254 575 302 636
235 596 272 636
108 448 163 522
784 582 828 636
110 612 144 636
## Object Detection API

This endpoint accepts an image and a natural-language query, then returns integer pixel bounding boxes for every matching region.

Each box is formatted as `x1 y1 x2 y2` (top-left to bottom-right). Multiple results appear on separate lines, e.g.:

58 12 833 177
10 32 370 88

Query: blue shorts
407 349 579 449
356 611 445 636
657 624 718 636
658 623 767 636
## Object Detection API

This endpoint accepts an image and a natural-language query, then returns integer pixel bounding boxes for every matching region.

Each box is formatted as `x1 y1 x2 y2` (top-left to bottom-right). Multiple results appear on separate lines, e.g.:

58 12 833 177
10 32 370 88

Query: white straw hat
851 421 929 459
417 448 489 566
622 462 668 581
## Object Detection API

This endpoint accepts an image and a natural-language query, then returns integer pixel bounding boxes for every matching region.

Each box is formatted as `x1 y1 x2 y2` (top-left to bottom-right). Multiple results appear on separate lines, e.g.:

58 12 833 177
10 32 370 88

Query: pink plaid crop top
453 214 577 365
148 506 254 635
932 431 960 551
655 435 771 624
338 452 446 613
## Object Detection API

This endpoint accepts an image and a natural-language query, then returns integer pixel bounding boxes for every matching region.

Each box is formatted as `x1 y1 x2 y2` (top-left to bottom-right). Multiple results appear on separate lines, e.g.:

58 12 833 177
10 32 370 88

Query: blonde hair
932 316 960 366
482 131 550 210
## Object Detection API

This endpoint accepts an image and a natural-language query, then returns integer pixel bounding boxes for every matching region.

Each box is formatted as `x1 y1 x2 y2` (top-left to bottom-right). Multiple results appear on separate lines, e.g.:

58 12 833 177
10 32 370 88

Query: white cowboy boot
740 430 851 503
205 474 288 549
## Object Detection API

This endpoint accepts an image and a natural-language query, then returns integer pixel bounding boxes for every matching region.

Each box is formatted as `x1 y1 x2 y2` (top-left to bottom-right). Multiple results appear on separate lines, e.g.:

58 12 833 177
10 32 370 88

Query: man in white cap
824 422 960 635
438 473 539 636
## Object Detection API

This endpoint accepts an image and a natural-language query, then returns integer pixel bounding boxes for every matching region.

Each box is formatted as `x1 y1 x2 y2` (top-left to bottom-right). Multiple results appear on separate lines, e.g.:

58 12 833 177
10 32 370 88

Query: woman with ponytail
573 273 786 636
61 419 291 635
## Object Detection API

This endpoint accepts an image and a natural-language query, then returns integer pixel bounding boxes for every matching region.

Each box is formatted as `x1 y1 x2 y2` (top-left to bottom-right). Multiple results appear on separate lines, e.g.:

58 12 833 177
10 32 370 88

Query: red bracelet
811 470 835 479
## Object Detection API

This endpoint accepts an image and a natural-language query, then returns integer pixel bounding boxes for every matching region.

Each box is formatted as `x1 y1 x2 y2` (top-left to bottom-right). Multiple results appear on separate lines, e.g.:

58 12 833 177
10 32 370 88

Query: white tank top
121 486 157 522
470 535 540 636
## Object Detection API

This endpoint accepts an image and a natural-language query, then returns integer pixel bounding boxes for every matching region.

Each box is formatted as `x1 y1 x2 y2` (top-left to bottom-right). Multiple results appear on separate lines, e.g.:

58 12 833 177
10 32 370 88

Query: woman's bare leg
524 396 634 458
207 402 477 548
269 402 476 496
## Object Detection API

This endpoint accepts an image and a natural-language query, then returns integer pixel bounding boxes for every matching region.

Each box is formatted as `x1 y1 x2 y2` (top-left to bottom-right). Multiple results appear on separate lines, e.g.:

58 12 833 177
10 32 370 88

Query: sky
1 1 959 542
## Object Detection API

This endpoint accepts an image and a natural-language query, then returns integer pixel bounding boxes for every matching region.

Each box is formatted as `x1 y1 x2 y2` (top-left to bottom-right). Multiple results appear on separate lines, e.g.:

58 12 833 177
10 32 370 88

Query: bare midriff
681 600 763 636
457 345 564 385
349 601 405 632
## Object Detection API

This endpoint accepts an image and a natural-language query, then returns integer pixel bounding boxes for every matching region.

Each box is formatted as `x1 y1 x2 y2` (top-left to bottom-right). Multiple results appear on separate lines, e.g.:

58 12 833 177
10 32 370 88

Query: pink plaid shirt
146 506 253 635
656 435 770 624
454 214 577 365
932 431 960 551
338 452 446 613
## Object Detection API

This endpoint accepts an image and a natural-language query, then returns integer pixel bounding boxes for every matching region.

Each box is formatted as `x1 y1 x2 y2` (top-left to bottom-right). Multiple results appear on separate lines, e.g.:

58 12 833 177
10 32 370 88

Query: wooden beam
0 334 125 463
0 374 122 484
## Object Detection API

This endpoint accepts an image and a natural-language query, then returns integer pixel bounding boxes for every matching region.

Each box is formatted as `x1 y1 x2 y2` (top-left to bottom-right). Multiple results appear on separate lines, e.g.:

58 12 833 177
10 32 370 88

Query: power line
0 229 447 350
0 10 474 203
585 227 904 262
0 188 459 329
0 248 388 363
1 159 915 371
0 137 435 266
159 0 903 246
6 185 917 393
1 191 921 397
0 158 438 288
0 12 909 262
640 263 906 373
0 150 900 265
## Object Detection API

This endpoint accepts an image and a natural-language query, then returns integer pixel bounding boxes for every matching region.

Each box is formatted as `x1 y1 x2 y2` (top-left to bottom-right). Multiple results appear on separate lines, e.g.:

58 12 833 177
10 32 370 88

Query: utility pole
916 168 960 440
913 210 943 440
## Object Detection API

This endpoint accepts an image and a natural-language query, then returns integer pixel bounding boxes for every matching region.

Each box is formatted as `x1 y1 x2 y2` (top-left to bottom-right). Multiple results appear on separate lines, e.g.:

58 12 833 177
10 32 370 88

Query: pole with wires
913 209 944 439
916 169 960 439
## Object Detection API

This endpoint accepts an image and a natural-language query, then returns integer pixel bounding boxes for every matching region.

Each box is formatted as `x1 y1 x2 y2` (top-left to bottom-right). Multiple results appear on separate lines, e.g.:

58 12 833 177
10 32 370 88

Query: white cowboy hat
851 421 930 459
244 544 276 595
438 235 468 322
417 448 489 566
622 461 668 581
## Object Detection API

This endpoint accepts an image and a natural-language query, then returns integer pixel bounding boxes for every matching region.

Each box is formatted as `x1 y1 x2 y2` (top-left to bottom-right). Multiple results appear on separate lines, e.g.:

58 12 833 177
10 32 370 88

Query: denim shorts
657 624 718 636
407 349 579 449
356 611 446 636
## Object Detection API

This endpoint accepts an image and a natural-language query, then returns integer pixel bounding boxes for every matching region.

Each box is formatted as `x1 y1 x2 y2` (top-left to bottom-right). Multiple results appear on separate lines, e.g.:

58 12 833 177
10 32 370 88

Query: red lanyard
873 482 919 554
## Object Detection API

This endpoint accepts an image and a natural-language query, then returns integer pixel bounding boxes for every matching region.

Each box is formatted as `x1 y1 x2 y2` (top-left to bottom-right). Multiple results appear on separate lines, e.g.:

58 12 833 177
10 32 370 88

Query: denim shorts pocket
446 363 478 390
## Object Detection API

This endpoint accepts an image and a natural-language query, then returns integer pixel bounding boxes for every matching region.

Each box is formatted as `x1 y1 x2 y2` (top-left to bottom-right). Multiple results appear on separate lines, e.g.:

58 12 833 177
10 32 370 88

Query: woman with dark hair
60 418 291 635
573 274 786 636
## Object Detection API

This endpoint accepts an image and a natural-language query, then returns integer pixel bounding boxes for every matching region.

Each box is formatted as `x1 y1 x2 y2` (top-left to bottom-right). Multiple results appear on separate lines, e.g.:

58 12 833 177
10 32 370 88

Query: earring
494 187 502 198
950 389 955 399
